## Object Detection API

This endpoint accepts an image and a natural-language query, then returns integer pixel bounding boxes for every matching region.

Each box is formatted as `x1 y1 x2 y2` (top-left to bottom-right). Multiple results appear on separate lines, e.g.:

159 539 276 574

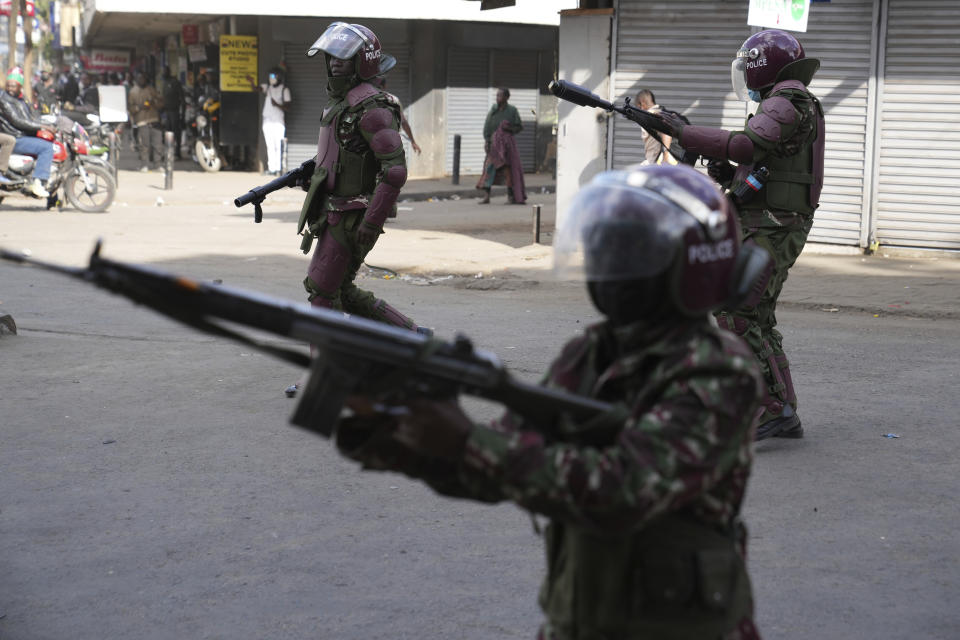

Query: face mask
748 89 762 103
268 74 278 86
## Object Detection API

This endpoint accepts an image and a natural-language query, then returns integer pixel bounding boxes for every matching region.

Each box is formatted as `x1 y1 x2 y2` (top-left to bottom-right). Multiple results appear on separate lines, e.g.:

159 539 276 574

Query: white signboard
748 0 811 33
98 85 128 123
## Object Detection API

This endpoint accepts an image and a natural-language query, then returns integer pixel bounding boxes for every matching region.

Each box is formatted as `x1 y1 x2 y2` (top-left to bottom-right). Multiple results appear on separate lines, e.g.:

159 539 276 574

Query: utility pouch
298 165 329 236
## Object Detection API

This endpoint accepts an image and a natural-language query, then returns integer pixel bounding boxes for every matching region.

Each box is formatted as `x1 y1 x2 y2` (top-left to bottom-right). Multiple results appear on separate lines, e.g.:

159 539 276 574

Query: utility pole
21 0 33 103
6 0 19 71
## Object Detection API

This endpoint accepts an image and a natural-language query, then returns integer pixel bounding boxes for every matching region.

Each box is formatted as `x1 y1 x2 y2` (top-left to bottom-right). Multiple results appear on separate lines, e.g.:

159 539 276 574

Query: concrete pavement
1 168 958 324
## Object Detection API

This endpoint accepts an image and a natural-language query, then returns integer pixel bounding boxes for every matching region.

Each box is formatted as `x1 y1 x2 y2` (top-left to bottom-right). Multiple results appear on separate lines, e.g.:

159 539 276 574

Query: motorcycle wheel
64 165 116 213
195 139 223 172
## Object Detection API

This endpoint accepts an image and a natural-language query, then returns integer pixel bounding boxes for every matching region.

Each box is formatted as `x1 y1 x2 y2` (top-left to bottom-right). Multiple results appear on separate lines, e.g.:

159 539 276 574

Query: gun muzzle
549 79 613 110
234 191 257 208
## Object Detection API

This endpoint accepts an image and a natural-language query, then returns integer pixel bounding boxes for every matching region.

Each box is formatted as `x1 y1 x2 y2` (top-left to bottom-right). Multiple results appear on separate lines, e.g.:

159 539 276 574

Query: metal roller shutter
873 0 960 250
802 0 877 246
446 48 490 175
282 44 328 166
611 1 750 169
491 50 539 172
611 1 876 247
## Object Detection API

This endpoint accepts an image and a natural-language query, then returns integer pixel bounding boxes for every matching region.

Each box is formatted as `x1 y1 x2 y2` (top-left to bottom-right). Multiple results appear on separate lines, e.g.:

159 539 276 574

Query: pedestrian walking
477 87 525 205
128 73 165 172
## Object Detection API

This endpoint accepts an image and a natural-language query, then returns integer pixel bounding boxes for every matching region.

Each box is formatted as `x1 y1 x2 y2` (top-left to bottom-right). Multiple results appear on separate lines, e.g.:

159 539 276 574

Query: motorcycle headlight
196 114 208 128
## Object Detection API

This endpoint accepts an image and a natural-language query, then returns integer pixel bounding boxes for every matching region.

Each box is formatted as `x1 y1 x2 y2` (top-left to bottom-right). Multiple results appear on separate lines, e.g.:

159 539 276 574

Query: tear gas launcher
548 79 699 166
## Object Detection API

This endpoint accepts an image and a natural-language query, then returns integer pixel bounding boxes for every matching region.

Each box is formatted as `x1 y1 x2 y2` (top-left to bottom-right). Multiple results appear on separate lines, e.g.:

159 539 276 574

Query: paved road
1 175 959 638
2 264 959 639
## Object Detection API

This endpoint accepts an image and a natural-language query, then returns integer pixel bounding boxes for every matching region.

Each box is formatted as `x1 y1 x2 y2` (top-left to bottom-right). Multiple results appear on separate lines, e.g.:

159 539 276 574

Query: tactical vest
538 512 753 640
739 79 825 216
298 82 399 249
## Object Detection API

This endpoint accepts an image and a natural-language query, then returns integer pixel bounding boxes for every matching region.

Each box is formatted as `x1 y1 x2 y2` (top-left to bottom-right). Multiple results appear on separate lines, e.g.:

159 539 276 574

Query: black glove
707 159 735 187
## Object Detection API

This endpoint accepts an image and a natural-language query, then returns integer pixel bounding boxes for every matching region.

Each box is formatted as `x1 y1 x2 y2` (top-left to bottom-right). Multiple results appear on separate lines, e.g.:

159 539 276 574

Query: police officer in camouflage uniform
287 23 429 397
658 29 824 440
336 165 770 639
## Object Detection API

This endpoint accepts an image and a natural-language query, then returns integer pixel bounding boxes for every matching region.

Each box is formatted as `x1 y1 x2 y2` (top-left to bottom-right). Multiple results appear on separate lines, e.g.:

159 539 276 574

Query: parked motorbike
0 121 117 213
193 97 224 172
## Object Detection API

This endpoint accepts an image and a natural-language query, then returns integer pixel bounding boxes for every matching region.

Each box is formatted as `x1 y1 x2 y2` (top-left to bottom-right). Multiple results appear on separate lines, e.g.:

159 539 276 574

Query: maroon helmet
731 29 806 100
555 165 771 318
306 22 385 80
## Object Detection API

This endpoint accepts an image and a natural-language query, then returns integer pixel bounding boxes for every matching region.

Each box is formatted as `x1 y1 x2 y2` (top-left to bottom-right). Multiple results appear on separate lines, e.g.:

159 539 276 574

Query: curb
400 184 556 203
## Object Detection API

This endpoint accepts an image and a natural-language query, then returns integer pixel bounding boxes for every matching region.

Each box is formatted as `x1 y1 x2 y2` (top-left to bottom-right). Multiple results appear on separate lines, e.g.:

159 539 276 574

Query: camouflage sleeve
456 359 759 532
358 97 407 229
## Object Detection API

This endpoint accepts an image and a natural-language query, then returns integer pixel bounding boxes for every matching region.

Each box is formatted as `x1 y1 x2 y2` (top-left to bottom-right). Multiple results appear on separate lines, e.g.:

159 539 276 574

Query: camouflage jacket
458 318 763 639
337 317 764 639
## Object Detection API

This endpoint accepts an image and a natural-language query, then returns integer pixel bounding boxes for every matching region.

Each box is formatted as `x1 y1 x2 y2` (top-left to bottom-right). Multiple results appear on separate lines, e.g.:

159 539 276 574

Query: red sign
182 24 200 45
0 1 35 17
80 49 132 73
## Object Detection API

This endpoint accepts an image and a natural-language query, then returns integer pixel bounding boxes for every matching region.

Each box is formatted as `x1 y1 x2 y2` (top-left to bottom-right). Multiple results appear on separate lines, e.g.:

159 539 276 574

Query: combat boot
755 404 802 440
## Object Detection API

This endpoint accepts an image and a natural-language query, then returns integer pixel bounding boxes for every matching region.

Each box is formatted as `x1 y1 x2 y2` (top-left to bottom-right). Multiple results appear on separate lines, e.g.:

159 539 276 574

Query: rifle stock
1 244 613 439
549 79 700 166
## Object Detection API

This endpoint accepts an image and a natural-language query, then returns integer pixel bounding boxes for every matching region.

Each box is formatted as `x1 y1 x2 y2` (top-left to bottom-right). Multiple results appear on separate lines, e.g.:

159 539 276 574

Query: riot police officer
335 164 770 639
288 22 428 397
658 29 824 440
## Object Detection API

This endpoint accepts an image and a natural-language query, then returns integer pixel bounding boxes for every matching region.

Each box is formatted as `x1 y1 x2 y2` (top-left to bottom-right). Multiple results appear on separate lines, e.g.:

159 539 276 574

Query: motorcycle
0 121 117 213
193 97 224 172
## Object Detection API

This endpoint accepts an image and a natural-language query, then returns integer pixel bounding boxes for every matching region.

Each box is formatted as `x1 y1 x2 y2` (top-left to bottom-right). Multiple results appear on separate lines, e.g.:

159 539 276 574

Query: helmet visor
553 180 681 282
731 56 751 102
306 22 369 59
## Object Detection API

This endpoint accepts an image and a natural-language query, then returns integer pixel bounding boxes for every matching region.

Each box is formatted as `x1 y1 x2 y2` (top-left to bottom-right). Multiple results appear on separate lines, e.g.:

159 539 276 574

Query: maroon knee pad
305 231 351 302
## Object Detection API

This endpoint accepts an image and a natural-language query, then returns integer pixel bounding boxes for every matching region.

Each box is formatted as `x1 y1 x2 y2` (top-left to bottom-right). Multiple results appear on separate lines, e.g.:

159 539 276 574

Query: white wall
555 12 612 229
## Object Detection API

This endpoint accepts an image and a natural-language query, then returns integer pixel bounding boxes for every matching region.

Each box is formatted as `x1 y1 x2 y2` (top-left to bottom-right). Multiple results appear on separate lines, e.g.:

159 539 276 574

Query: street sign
748 0 811 33
219 35 257 92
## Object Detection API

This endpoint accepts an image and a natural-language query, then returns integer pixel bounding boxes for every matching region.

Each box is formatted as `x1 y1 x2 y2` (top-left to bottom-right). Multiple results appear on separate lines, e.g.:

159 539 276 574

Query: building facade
557 0 960 252
80 0 573 178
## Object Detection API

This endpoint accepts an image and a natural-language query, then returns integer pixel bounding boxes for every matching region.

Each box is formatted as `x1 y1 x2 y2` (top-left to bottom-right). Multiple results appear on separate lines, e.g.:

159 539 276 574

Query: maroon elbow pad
364 167 406 228
747 96 797 144
681 126 734 161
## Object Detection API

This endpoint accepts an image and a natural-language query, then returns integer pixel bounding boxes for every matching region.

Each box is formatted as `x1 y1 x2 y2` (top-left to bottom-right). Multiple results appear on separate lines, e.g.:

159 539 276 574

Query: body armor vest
539 514 752 640
737 80 825 216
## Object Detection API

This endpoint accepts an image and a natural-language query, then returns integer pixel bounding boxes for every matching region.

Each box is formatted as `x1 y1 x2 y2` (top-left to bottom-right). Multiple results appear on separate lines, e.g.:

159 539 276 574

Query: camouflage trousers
303 208 416 330
716 210 813 424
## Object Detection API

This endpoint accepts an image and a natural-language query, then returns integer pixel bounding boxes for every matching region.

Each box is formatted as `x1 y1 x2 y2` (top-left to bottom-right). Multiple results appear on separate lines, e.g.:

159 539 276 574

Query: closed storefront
801 0 878 245
595 0 960 251
871 0 960 249
610 1 877 246
610 1 749 169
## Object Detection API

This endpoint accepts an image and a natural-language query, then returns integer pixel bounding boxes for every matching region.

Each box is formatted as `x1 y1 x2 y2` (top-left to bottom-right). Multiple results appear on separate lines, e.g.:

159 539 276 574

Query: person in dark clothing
58 67 79 105
0 67 54 197
161 66 185 159
33 69 58 114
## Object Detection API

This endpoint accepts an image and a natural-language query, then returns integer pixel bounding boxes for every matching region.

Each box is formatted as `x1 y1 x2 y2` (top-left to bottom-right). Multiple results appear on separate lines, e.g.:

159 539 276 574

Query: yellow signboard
219 35 258 92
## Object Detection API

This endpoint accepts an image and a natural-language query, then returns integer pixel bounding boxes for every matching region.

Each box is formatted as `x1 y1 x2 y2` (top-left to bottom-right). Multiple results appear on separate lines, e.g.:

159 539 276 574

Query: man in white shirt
247 67 292 175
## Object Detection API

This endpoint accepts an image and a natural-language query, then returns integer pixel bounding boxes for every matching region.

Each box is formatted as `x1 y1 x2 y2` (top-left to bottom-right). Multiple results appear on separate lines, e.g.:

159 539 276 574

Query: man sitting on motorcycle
0 67 54 198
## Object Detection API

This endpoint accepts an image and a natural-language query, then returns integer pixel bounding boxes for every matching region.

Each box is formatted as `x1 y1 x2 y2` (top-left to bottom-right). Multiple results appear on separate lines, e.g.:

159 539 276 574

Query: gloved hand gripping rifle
0 243 612 439
549 79 700 166
234 158 316 223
